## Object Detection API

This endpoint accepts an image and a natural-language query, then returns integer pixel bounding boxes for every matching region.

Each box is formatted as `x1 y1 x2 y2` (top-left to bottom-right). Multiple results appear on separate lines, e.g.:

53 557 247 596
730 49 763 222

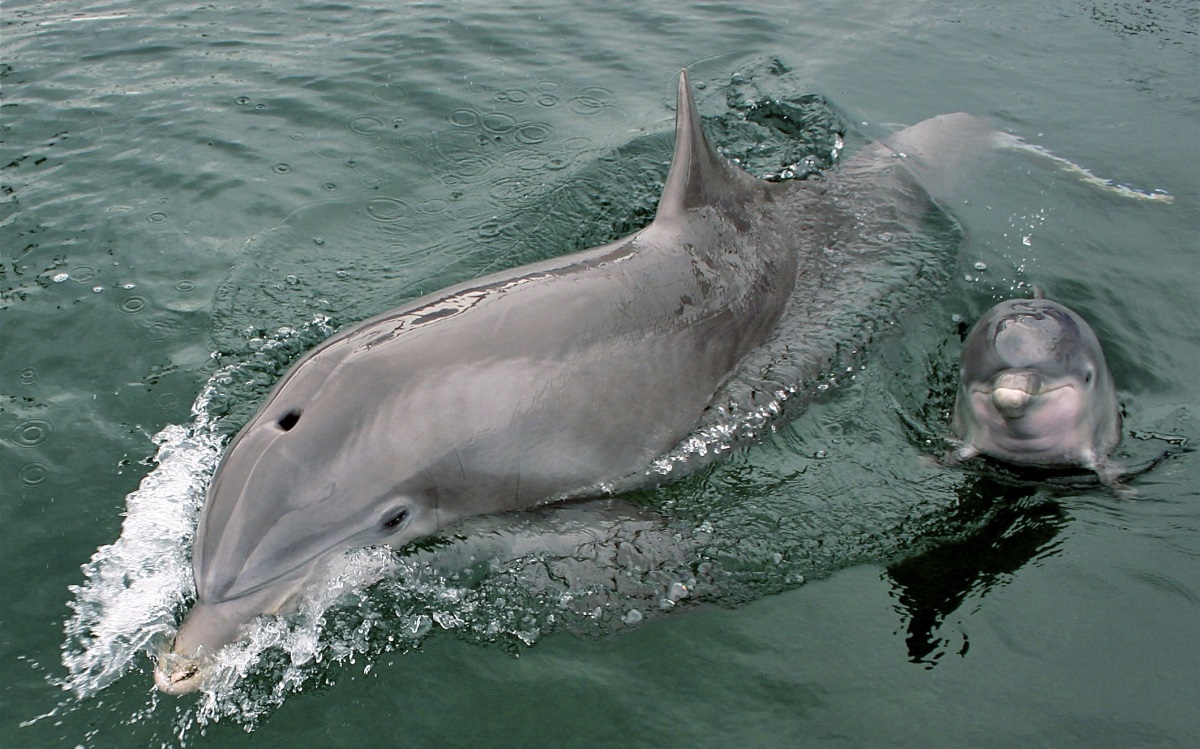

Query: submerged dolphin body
156 71 999 693
952 289 1121 479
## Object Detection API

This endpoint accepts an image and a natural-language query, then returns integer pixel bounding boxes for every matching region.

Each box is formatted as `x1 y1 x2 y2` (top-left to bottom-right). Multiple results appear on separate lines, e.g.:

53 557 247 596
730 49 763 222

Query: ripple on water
18 367 38 385
347 114 386 137
142 318 181 341
494 88 531 106
513 121 553 145
18 461 49 486
568 86 617 115
118 295 148 314
11 418 53 447
69 265 99 284
480 111 518 134
364 197 411 223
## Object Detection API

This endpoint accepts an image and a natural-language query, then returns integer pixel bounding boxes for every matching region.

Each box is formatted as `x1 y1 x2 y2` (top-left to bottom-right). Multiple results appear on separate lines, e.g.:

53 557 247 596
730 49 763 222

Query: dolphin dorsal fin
654 70 747 223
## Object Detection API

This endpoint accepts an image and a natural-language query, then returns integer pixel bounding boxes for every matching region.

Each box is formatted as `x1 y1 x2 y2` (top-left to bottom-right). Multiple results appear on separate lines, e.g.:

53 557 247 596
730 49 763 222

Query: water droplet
814 449 827 459
52 272 70 283
92 286 104 293
271 162 292 174
322 182 338 191
973 261 988 271
234 96 251 106
1022 235 1032 246
285 274 300 286
313 237 325 246
18 462 48 486
11 419 53 447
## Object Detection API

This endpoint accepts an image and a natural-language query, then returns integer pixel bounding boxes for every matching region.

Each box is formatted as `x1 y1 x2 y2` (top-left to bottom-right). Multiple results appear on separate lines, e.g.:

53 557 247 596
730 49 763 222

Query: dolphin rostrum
952 288 1121 480
156 71 1001 693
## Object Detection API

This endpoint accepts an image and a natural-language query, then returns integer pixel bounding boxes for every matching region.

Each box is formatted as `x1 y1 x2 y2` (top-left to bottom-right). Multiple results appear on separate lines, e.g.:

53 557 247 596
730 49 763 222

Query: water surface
2 1 1197 747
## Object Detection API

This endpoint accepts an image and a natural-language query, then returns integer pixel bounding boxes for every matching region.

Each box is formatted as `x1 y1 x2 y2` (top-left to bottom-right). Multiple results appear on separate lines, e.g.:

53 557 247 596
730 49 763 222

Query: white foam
61 380 223 698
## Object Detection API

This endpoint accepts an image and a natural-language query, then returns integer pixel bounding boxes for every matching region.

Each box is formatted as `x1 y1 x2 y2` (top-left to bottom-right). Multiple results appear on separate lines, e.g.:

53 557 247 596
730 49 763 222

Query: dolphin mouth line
204 529 361 605
969 381 1074 399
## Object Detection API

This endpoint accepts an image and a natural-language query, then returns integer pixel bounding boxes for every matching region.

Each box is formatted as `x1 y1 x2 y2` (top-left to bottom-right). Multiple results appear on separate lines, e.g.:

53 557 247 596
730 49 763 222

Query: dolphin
155 70 1001 693
952 288 1121 480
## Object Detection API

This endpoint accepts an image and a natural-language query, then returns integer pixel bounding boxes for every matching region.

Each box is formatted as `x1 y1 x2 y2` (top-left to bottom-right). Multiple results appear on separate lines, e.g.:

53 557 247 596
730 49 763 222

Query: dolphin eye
382 508 410 530
1084 370 1094 385
277 409 302 431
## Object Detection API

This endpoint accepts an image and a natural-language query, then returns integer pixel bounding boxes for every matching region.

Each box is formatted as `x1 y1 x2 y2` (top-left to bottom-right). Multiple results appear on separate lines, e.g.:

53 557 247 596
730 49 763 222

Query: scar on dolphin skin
155 71 1020 694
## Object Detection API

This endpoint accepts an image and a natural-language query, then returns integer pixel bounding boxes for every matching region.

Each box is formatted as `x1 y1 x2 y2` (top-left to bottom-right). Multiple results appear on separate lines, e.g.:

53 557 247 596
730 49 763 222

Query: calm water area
2 1 1198 747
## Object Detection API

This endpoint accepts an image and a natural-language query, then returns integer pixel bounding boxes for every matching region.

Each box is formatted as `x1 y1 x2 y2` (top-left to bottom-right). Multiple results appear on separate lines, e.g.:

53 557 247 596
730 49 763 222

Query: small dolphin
952 289 1121 480
156 71 1001 693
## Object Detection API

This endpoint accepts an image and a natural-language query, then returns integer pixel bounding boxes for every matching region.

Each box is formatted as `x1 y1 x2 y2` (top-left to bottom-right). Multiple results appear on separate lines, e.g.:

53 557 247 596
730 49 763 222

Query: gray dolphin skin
155 70 1001 693
952 289 1121 479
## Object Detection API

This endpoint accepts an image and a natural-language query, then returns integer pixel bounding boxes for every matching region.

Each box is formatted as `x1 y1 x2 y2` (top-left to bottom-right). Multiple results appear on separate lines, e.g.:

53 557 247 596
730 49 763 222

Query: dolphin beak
991 386 1031 417
154 651 205 695
990 371 1040 418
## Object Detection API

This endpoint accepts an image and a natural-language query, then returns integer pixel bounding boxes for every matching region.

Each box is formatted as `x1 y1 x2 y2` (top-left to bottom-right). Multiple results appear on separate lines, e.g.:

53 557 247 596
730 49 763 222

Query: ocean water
2 1 1198 747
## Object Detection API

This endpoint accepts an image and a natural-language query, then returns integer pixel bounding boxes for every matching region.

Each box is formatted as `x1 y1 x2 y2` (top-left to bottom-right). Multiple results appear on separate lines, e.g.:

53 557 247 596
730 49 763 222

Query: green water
2 1 1198 747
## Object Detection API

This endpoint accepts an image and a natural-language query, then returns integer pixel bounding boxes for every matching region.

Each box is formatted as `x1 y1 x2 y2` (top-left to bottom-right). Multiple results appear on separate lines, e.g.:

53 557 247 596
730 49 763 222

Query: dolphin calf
156 71 1001 693
952 289 1121 480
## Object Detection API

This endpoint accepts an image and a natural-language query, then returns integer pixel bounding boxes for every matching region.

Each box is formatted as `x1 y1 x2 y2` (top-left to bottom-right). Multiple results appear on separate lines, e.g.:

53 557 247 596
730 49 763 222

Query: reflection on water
885 477 1069 667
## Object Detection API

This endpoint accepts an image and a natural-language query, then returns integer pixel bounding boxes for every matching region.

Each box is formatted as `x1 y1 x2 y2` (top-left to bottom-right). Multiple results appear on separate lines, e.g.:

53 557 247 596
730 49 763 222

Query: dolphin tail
654 69 753 223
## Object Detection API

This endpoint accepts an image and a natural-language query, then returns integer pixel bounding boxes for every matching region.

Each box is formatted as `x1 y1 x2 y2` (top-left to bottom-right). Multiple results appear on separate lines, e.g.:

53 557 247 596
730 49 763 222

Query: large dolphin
156 71 1000 693
952 289 1121 480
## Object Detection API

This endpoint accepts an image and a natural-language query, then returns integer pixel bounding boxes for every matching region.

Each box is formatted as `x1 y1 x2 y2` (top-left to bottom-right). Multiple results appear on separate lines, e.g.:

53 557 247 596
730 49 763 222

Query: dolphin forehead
964 299 1102 381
